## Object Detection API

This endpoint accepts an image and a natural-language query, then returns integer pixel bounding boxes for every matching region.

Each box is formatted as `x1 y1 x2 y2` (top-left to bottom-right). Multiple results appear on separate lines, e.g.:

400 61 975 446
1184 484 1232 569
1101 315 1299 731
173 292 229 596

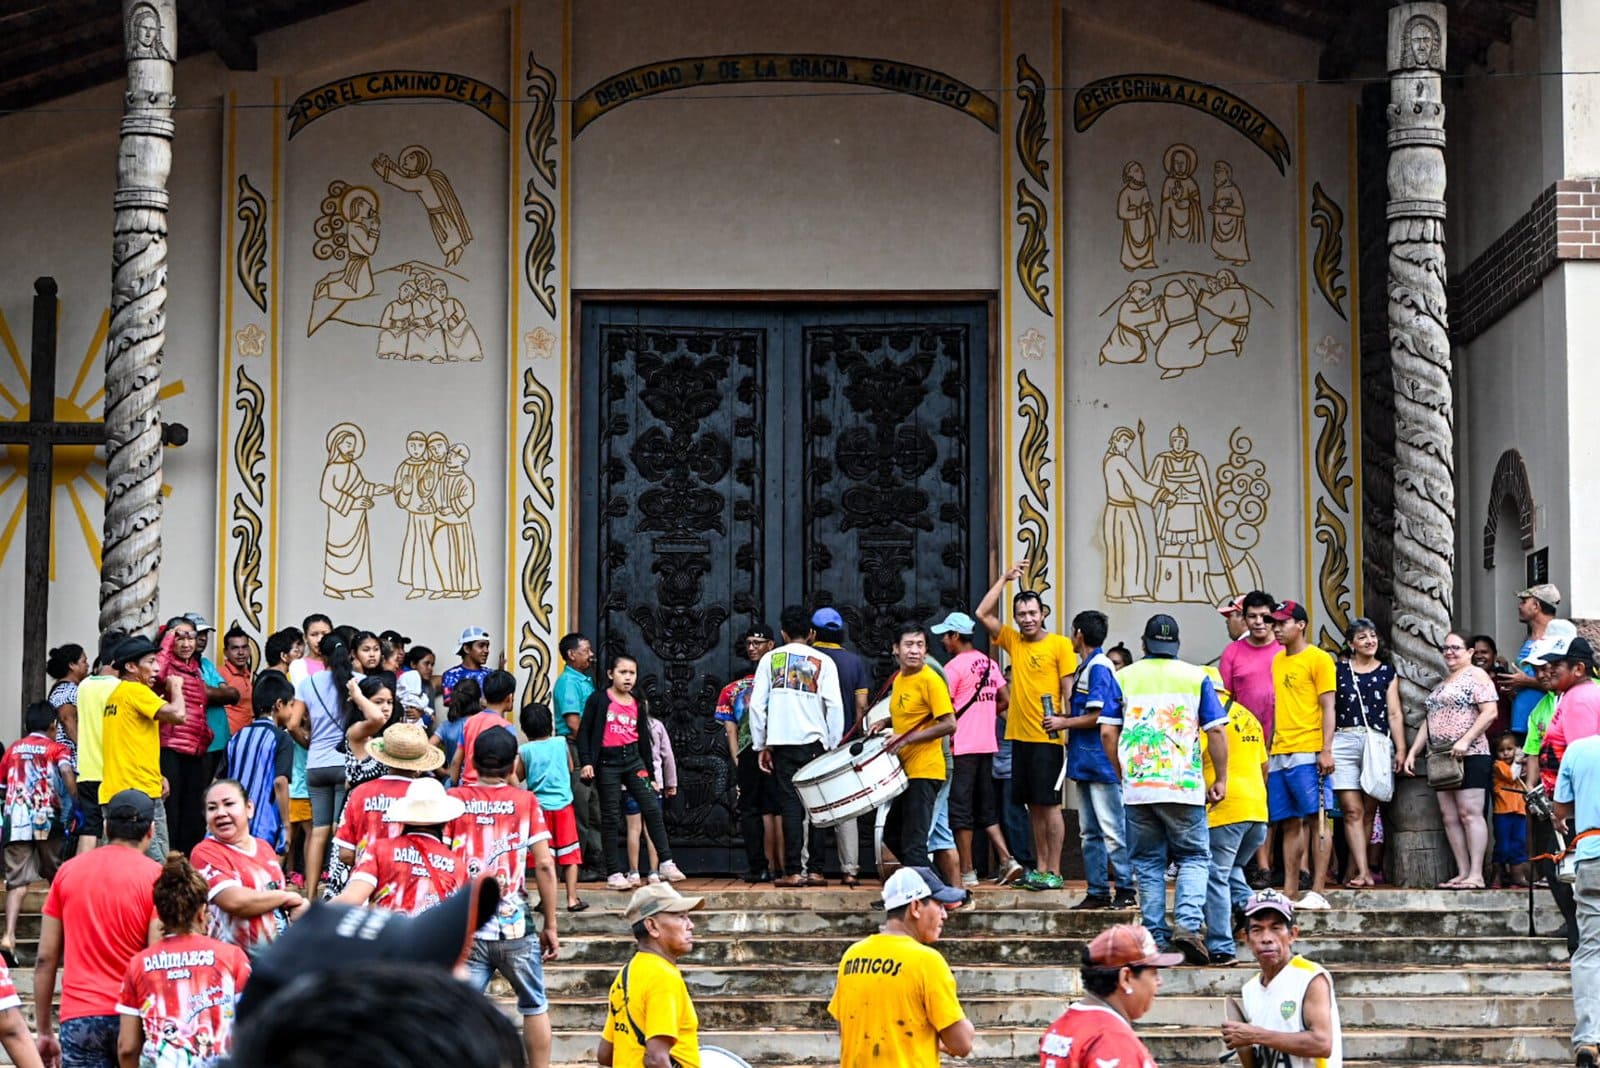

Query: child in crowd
519 702 586 911
223 670 295 854
625 712 678 886
1491 732 1529 888
0 701 75 960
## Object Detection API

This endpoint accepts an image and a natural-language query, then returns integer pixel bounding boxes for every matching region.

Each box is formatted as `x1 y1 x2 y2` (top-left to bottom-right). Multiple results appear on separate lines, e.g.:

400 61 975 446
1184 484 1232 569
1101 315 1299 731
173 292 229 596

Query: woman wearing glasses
1402 631 1499 888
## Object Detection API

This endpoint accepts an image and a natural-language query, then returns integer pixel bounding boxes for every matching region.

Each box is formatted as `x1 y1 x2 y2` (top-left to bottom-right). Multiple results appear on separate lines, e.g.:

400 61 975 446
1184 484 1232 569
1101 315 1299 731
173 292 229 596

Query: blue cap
811 607 845 630
930 612 976 636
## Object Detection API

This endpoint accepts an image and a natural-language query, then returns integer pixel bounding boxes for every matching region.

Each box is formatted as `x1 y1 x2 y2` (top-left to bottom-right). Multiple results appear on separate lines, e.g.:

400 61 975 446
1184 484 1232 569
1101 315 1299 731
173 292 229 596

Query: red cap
1216 595 1244 616
1268 599 1308 623
1085 924 1184 968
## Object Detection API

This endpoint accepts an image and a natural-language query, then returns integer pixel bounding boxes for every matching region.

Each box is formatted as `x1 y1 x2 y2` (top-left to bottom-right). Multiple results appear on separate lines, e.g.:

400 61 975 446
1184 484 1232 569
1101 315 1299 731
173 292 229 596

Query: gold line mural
372 146 473 268
1313 372 1355 648
1097 269 1264 377
1073 73 1292 174
1014 180 1051 315
1310 181 1348 319
524 53 558 188
1014 54 1049 190
519 368 557 697
571 54 1000 135
286 71 510 139
1015 369 1052 610
234 175 268 312
1116 161 1157 270
523 182 557 318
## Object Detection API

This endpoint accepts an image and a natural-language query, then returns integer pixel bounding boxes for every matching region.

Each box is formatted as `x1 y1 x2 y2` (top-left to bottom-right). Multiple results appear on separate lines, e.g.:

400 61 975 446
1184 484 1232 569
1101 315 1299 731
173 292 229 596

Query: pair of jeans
597 744 672 876
1125 801 1210 946
767 742 823 875
1575 858 1600 1048
463 935 548 1015
60 1014 120 1068
142 801 170 862
567 736 603 870
996 776 1035 867
736 746 768 874
1076 779 1132 897
159 748 210 854
1205 820 1269 956
882 778 941 870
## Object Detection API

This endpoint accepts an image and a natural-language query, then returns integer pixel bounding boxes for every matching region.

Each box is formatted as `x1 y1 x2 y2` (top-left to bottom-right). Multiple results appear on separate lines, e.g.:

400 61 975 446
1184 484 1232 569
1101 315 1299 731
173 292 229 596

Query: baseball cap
1216 595 1244 616
1243 888 1296 924
105 789 155 823
458 626 491 648
1269 600 1309 623
880 866 967 911
237 877 501 1020
624 883 705 924
744 624 776 643
472 725 519 769
930 611 977 636
1528 634 1596 667
811 607 845 630
1142 614 1181 657
112 635 159 668
1517 583 1562 606
183 612 215 632
1084 923 1184 968
395 670 428 711
379 629 411 646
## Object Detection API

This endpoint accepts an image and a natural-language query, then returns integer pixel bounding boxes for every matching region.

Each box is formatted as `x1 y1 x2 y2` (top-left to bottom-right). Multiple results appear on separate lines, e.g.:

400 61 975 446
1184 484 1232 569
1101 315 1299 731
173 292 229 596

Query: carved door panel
580 302 987 866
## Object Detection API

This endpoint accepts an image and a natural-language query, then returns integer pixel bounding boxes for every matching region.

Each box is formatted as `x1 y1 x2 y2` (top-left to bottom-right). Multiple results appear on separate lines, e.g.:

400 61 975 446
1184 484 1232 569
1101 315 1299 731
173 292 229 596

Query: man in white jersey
1222 889 1341 1068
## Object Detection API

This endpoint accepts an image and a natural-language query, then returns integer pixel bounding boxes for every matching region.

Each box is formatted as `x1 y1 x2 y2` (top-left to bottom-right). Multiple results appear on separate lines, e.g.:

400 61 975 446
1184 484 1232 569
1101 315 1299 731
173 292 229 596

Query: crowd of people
3 565 1595 1067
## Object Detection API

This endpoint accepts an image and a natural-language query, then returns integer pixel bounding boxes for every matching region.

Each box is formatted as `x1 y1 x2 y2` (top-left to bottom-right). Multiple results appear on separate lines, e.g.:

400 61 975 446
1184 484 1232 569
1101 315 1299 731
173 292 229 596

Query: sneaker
960 869 980 889
1576 1043 1598 1068
1169 927 1209 965
646 872 662 885
1023 871 1064 892
1295 890 1331 910
994 858 1025 886
606 872 630 890
1070 894 1112 910
658 860 687 883
626 871 642 889
1112 889 1139 908
1209 952 1238 967
1019 870 1050 891
1165 862 1179 881
951 891 978 912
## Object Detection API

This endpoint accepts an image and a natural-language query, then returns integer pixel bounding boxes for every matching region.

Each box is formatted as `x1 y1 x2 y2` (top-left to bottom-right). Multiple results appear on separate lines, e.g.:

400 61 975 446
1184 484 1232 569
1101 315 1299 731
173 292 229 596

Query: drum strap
618 957 685 1067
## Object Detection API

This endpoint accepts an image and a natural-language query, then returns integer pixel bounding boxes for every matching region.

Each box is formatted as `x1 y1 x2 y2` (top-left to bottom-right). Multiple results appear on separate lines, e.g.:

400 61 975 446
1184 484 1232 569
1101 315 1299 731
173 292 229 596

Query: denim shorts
60 1014 120 1068
464 935 548 1015
927 774 955 852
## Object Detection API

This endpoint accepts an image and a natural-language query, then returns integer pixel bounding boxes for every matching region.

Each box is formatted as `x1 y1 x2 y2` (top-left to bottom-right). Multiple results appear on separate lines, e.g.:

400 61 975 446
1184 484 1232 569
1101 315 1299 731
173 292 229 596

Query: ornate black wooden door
579 302 987 869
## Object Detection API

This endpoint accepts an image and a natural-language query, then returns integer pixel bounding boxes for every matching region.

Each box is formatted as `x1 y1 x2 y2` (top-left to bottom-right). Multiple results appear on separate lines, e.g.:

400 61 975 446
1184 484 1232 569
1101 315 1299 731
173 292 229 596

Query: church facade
0 0 1590 869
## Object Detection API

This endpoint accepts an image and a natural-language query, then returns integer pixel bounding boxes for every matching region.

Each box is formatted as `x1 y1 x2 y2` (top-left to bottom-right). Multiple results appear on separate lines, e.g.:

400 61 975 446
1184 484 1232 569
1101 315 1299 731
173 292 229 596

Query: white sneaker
626 871 642 888
606 872 630 890
994 858 1025 886
1295 890 1331 910
646 872 662 885
960 869 980 888
658 860 687 882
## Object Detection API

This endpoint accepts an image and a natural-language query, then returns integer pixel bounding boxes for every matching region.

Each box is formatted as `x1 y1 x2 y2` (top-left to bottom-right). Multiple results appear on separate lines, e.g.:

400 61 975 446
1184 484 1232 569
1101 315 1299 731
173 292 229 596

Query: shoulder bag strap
953 660 992 719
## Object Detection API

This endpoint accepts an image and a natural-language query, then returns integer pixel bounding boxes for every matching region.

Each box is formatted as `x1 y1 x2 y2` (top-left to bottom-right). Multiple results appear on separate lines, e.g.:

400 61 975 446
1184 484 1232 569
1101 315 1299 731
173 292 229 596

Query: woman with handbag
1330 618 1406 887
1402 632 1500 888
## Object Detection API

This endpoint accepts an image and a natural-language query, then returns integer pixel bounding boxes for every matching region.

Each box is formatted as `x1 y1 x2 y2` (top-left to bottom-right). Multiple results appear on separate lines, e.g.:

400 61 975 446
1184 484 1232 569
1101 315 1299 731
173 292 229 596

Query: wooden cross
0 278 183 709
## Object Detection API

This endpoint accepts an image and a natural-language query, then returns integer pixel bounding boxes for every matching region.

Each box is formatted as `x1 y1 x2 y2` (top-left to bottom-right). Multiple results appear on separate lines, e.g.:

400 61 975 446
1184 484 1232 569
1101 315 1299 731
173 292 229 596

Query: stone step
547 933 1568 966
533 992 1574 1031
546 1025 1572 1063
541 962 1572 999
548 905 1560 939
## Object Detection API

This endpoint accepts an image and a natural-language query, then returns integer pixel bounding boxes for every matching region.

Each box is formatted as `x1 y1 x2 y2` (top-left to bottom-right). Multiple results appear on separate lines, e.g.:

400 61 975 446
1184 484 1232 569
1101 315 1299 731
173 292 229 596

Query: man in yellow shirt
830 866 973 1068
600 883 703 1068
976 559 1078 890
1201 672 1269 965
98 635 185 860
1268 601 1337 910
880 624 957 872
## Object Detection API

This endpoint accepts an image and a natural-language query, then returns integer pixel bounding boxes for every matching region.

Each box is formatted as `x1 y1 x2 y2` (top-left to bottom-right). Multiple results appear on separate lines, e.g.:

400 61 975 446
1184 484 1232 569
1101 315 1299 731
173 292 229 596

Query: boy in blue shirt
519 702 585 911
1062 610 1134 910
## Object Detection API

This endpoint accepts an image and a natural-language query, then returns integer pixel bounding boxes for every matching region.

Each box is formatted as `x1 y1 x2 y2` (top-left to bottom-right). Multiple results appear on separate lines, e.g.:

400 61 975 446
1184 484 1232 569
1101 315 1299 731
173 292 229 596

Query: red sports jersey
1 732 72 841
1039 1000 1157 1068
117 933 251 1067
457 712 516 785
191 836 290 955
447 782 550 940
0 959 18 1012
332 775 415 858
350 831 465 915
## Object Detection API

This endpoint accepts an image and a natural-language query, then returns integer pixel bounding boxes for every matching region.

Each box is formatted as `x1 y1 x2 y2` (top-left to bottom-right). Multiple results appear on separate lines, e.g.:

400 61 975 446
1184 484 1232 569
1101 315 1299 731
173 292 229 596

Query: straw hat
383 776 465 826
368 723 445 773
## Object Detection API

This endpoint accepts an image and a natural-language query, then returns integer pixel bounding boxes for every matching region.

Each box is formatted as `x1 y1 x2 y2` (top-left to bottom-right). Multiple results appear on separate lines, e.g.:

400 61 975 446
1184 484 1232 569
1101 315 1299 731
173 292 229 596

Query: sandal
567 900 589 912
840 874 860 887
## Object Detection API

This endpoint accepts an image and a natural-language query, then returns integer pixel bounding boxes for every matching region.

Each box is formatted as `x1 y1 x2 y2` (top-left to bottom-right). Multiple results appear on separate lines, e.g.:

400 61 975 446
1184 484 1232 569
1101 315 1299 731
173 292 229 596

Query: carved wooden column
1385 1 1452 886
101 0 176 638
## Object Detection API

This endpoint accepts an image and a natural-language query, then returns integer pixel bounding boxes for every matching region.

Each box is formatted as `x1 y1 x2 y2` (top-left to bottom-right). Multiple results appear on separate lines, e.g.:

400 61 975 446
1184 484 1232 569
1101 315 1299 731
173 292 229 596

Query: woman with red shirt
157 619 218 854
191 780 308 955
336 776 467 914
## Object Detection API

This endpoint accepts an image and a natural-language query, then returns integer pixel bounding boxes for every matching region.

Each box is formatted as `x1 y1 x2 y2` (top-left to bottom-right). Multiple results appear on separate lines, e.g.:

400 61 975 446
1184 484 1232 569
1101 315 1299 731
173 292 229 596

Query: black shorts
1010 740 1064 808
949 753 997 831
737 748 782 816
1437 753 1493 793
76 779 103 839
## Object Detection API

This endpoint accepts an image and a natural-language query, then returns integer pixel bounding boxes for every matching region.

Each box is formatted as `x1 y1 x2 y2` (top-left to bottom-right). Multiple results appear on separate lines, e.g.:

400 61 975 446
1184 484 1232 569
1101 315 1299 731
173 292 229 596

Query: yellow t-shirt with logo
995 626 1077 745
829 932 965 1068
99 679 166 803
1271 646 1337 756
603 951 699 1068
890 666 954 781
1204 697 1269 826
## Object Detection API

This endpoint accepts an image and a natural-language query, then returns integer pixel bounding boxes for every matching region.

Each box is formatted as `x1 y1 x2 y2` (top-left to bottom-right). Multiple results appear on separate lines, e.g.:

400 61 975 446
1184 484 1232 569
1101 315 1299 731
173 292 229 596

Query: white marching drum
793 733 908 828
700 1046 755 1068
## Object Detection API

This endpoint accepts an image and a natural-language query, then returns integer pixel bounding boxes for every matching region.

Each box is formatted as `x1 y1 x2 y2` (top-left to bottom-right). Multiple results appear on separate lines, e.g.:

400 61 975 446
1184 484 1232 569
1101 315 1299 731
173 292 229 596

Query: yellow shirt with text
995 626 1077 745
602 951 700 1068
99 680 165 802
1271 646 1338 756
1203 697 1270 826
829 932 965 1068
890 666 954 780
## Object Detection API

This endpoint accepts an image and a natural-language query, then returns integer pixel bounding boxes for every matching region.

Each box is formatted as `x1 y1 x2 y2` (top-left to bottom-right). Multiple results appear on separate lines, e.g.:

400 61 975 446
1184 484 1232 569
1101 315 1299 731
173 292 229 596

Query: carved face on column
127 4 172 60
1404 16 1441 70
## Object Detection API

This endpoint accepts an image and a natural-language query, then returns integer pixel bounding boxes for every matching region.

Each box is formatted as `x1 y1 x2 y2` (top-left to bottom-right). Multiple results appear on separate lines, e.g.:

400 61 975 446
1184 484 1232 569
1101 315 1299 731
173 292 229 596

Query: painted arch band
572 53 1000 135
1073 73 1291 175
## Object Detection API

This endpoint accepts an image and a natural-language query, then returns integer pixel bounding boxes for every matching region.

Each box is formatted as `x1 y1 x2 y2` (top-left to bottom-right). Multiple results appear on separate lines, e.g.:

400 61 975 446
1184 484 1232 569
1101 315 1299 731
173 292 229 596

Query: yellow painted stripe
506 1 523 658
268 80 283 631
1297 86 1312 607
1051 0 1065 618
217 90 237 634
67 481 102 569
1345 100 1364 618
559 0 573 638
70 310 109 406
1000 0 1014 584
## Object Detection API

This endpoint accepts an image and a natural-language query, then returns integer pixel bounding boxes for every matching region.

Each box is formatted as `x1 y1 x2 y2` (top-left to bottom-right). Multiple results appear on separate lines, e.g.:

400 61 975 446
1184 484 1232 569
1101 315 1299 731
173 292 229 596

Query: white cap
396 670 428 710
880 866 967 911
458 626 491 647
